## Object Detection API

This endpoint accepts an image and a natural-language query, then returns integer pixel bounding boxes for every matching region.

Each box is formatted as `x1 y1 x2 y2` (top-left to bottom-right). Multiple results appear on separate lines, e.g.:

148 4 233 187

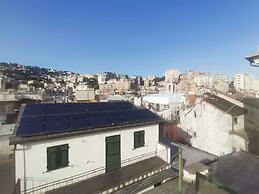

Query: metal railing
98 158 177 194
21 149 168 194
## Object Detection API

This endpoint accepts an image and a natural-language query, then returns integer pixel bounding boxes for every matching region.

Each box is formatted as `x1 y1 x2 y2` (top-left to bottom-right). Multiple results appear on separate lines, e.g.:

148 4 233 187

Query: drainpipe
23 145 27 193
178 146 182 194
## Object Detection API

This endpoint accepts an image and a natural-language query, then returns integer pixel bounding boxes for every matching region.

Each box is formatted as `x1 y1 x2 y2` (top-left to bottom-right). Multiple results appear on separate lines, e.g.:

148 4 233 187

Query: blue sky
0 0 259 77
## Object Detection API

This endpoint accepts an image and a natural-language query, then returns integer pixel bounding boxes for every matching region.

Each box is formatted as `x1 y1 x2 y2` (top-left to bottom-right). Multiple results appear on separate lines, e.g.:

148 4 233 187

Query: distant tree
83 77 99 89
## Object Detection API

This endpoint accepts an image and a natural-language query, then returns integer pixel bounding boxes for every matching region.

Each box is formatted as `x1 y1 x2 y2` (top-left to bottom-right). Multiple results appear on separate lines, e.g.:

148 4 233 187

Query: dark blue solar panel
84 102 135 112
87 112 110 128
23 104 46 116
70 113 90 130
104 111 126 126
46 104 66 114
65 103 87 114
16 116 45 137
45 115 69 134
16 102 162 138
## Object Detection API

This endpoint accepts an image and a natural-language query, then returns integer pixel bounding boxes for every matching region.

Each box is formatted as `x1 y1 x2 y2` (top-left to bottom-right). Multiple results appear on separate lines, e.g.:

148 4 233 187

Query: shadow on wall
243 98 259 155
159 122 191 145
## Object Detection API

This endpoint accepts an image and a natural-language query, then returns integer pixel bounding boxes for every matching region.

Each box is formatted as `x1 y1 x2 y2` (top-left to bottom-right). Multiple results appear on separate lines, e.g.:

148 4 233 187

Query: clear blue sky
0 0 259 77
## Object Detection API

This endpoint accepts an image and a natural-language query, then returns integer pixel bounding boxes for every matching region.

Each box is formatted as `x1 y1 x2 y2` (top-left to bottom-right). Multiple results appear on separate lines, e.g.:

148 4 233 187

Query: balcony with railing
19 147 177 194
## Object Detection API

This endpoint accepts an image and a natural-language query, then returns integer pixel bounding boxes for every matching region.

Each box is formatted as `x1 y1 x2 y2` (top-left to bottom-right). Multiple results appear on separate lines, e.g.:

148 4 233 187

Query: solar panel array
16 102 162 138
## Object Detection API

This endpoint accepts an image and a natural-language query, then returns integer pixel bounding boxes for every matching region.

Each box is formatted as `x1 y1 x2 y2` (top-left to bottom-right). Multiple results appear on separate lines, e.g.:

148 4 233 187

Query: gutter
10 120 165 145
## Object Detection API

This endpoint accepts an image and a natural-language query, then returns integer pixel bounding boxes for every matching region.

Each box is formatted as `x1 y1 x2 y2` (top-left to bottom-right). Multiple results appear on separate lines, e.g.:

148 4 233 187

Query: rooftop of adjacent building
204 93 246 116
208 151 259 194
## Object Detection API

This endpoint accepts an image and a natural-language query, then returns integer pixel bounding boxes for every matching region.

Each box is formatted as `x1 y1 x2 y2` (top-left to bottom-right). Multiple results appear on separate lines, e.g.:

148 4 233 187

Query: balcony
21 148 177 194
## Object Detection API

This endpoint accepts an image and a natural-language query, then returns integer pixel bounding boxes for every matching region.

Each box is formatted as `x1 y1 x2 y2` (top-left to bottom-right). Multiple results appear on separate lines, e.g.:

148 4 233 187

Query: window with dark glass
134 131 145 148
233 117 238 125
47 144 69 171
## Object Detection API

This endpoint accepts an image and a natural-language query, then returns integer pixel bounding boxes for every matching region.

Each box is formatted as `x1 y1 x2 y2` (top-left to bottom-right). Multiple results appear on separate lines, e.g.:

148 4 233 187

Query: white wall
180 100 246 156
15 124 160 191
0 124 15 158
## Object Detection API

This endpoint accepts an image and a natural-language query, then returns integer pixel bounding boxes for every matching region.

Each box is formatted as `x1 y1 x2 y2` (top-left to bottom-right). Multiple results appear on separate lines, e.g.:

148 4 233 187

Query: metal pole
23 145 27 193
178 146 182 194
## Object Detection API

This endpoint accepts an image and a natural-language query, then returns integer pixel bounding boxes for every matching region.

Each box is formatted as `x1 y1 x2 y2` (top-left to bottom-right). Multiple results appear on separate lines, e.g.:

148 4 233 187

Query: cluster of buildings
1 46 259 194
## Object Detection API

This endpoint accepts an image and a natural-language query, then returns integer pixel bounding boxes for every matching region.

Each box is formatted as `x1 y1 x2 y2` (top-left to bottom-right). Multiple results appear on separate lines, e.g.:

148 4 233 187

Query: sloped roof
12 102 162 143
204 95 246 116
241 97 259 109
209 151 259 194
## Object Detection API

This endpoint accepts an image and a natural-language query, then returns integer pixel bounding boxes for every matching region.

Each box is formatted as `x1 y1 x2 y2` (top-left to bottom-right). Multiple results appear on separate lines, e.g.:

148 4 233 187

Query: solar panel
45 115 69 134
65 103 87 114
103 111 126 126
70 113 90 130
87 112 110 128
15 102 162 138
46 104 66 114
23 104 46 116
16 116 45 137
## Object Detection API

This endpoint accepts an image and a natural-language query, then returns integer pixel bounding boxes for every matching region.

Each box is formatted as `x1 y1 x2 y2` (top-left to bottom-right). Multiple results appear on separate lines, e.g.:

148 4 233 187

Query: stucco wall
181 101 246 156
15 124 160 191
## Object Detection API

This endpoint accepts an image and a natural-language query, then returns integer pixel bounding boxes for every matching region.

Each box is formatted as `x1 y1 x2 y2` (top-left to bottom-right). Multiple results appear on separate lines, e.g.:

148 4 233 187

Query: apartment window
134 131 145 149
233 117 238 125
47 144 69 171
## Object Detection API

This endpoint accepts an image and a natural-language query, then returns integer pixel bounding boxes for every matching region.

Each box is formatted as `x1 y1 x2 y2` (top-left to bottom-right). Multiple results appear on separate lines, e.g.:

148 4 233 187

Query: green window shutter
134 131 145 148
140 131 145 147
134 132 138 148
47 144 69 171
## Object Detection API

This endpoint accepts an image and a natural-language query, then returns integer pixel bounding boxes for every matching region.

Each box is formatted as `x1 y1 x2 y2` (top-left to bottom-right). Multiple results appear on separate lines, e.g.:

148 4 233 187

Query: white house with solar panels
11 102 176 194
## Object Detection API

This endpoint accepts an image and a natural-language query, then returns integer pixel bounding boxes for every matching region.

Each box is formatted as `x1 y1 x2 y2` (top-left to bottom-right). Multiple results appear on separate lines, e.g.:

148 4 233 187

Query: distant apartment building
213 75 229 82
193 74 213 88
143 93 185 121
0 75 6 90
97 72 117 84
165 69 180 93
213 80 229 93
74 89 95 102
234 73 252 91
165 69 180 83
99 80 136 94
97 73 106 84
11 102 173 194
252 79 259 91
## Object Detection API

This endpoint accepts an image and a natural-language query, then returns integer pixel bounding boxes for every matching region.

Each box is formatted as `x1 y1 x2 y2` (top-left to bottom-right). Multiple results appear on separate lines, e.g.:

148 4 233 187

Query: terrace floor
47 156 177 194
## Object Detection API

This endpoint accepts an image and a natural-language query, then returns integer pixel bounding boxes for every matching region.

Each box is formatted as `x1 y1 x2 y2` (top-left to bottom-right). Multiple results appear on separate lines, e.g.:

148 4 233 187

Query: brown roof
204 95 246 116
209 151 259 194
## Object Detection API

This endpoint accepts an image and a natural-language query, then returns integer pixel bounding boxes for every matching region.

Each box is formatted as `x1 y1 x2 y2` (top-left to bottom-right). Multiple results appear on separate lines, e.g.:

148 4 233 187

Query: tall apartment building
165 69 180 83
234 73 252 91
165 69 180 93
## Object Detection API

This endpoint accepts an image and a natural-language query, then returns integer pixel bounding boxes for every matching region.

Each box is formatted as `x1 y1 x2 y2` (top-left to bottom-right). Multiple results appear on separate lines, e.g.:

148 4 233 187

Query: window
233 117 238 125
134 131 145 149
47 144 69 171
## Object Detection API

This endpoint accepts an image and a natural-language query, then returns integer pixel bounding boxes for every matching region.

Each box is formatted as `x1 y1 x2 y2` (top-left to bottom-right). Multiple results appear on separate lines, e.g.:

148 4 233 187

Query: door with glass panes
106 135 121 173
